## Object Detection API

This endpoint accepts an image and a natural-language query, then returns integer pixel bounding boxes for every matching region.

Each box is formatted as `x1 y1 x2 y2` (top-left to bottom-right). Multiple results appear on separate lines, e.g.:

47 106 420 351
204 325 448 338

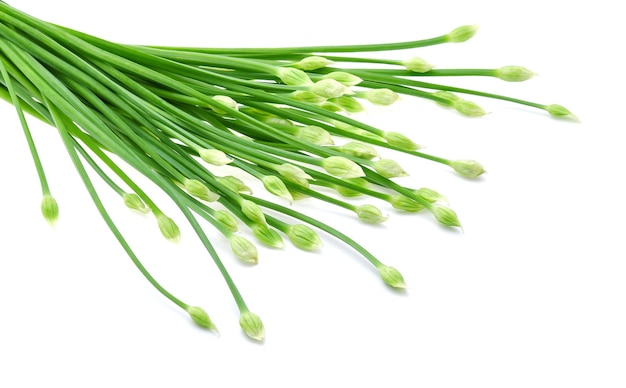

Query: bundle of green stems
0 2 573 340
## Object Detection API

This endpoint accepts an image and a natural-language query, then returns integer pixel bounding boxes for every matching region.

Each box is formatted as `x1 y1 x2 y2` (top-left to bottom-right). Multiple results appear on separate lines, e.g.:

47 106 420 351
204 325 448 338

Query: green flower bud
450 159 485 178
338 141 379 160
274 163 312 185
241 199 266 225
217 176 253 194
373 159 408 178
41 195 59 226
184 179 220 202
187 306 219 333
329 119 361 133
252 225 284 248
289 189 310 201
432 90 461 107
277 67 313 86
383 131 420 151
402 57 433 73
330 96 364 113
287 224 322 251
230 235 259 264
322 156 365 178
358 130 387 142
378 265 406 288
292 56 333 71
157 214 181 242
215 210 239 233
495 66 535 82
210 95 238 115
390 195 425 212
262 176 293 203
355 205 388 224
364 88 399 106
291 90 327 104
319 101 344 112
431 204 462 227
261 115 293 128
447 25 479 43
239 311 265 341
296 125 334 145
415 187 448 204
323 71 363 86
199 148 233 166
546 104 577 119
335 177 368 197
454 99 486 117
122 193 150 214
311 79 351 99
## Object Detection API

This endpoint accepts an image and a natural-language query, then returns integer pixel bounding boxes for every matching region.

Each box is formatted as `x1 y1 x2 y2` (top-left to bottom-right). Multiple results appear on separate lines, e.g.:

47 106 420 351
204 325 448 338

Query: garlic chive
378 265 406 288
187 306 219 334
239 311 265 341
41 195 59 226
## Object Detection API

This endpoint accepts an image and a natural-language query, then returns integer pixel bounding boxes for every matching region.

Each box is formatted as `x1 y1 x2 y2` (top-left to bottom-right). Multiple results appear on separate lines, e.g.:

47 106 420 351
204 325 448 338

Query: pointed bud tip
431 205 462 228
240 311 265 341
41 195 59 226
157 214 181 242
187 306 219 334
378 265 406 288
447 25 479 43
450 159 485 178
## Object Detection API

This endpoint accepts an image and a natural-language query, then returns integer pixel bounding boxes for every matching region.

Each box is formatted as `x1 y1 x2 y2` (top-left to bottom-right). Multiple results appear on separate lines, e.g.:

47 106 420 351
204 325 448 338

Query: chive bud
402 57 433 73
495 66 535 82
311 79 351 99
373 159 408 178
289 189 309 201
390 195 425 212
239 311 265 341
319 101 344 112
383 131 420 151
449 159 485 178
277 67 313 86
447 25 479 43
199 149 233 166
378 265 406 288
335 177 368 197
415 187 448 204
322 156 365 178
432 90 461 107
546 104 577 119
41 195 59 226
122 193 150 214
215 210 239 233
184 179 220 202
157 214 181 242
296 125 334 145
262 115 293 128
431 204 462 227
274 163 312 188
338 141 379 160
355 205 388 224
291 90 327 104
323 71 363 86
210 95 238 114
241 199 267 225
292 56 333 71
364 88 399 106
454 99 486 117
217 176 253 194
262 176 293 203
230 235 259 264
187 306 219 333
252 225 285 248
330 96 364 113
287 224 322 251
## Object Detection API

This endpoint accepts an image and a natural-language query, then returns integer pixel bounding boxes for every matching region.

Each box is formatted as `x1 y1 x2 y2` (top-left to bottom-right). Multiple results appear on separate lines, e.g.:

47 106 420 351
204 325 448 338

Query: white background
1 0 625 387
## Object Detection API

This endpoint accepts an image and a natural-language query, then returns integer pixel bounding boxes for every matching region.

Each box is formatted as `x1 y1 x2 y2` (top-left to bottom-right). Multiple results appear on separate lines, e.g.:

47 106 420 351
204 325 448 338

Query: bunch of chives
0 2 573 341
